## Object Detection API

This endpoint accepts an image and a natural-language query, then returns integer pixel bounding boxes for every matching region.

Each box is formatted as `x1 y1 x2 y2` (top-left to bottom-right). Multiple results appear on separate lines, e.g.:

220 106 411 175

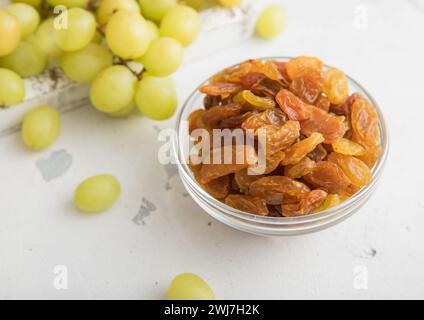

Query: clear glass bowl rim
174 56 389 226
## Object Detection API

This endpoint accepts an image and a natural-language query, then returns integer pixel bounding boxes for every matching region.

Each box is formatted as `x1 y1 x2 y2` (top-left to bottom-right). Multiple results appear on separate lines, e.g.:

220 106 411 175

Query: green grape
139 0 177 22
0 10 21 57
46 0 89 8
12 0 43 7
21 106 60 150
34 18 64 58
0 40 47 77
107 102 135 118
4 3 40 39
166 273 215 300
145 20 160 41
0 68 25 106
54 8 96 52
135 75 177 120
256 4 287 39
137 37 183 76
218 0 240 7
74 174 121 213
160 5 201 47
60 43 113 83
97 0 140 25
90 65 137 113
105 10 151 59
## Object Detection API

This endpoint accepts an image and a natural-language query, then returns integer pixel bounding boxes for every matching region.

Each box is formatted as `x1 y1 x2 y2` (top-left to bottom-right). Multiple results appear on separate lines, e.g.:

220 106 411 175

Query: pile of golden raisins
188 57 381 217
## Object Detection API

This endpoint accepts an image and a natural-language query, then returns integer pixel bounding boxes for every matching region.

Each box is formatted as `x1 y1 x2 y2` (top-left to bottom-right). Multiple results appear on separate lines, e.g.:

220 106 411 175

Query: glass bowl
173 57 389 236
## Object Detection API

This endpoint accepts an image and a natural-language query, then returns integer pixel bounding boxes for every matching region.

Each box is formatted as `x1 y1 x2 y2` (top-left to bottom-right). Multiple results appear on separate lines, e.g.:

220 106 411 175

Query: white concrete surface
0 0 423 299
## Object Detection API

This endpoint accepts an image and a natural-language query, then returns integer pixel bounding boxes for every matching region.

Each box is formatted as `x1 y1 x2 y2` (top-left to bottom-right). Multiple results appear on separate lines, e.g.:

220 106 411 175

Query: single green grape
0 40 47 77
74 174 121 213
256 4 287 39
0 10 21 57
135 75 177 120
90 65 137 113
145 20 160 41
54 8 96 52
166 273 215 300
4 3 40 39
0 68 25 106
60 43 113 83
97 0 140 25
34 18 64 58
107 102 136 118
12 0 43 7
105 10 151 59
21 106 60 150
139 0 177 23
46 0 89 8
218 0 240 8
160 5 201 47
137 37 183 77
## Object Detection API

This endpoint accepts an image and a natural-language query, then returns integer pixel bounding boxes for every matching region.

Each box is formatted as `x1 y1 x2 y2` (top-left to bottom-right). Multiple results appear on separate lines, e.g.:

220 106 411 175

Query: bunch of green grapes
0 0 203 121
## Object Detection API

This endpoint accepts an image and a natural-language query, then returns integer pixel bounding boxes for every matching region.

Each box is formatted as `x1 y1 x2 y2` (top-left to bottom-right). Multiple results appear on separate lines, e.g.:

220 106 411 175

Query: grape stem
114 57 145 80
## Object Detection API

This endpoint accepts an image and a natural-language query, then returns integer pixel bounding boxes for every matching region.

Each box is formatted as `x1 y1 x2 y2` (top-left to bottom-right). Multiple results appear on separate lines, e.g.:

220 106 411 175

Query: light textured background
1 0 423 299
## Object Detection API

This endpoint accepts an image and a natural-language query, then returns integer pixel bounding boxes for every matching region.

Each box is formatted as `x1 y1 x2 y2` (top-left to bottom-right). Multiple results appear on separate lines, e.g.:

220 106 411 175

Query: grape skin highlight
60 43 113 83
34 18 64 58
4 3 40 39
0 68 25 106
105 10 151 59
160 5 201 47
74 174 121 213
54 8 96 52
0 10 21 57
90 65 137 113
145 20 160 41
137 37 183 77
21 106 61 150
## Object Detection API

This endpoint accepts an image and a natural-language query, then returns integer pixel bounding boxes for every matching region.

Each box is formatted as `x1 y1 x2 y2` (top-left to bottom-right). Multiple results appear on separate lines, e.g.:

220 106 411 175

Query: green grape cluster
0 0 285 218
0 0 203 120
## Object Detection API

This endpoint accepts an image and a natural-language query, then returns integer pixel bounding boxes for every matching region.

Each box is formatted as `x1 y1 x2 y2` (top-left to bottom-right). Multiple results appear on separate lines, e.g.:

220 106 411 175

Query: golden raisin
323 67 349 105
200 82 243 96
225 195 269 216
304 161 352 194
328 152 372 188
332 138 366 156
202 175 230 199
282 189 328 217
281 132 325 166
249 176 310 205
286 56 324 80
314 194 341 213
284 157 316 179
290 71 324 104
